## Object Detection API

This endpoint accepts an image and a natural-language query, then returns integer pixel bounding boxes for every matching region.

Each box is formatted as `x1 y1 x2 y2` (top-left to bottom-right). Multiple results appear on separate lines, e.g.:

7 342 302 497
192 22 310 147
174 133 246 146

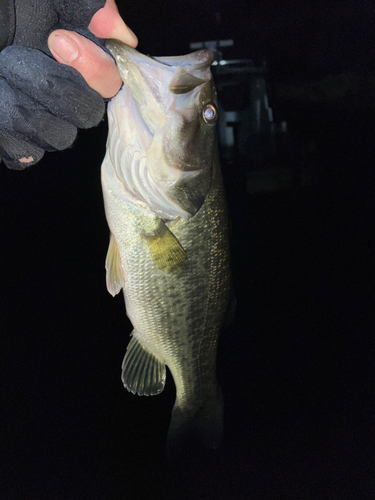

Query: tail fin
166 386 223 458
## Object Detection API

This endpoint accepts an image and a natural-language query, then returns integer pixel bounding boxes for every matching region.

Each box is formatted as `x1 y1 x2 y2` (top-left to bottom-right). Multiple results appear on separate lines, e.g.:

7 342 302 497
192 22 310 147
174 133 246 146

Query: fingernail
48 34 79 63
19 156 34 164
128 27 138 46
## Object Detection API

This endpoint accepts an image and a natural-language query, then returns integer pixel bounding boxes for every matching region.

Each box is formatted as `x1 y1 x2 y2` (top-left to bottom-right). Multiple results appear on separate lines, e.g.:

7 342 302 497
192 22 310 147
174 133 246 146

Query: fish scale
101 40 231 451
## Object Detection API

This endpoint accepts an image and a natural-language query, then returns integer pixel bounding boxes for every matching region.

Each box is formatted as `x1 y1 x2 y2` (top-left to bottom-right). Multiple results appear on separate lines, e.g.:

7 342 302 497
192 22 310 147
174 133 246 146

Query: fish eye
203 104 218 124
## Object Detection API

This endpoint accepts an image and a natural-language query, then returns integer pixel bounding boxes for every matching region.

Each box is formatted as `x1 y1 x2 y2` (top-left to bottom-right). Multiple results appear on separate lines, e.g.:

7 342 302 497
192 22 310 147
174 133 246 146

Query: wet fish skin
101 40 231 450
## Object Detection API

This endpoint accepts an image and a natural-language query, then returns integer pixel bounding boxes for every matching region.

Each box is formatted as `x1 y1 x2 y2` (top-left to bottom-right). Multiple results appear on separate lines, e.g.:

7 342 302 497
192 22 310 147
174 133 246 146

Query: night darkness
1 1 375 499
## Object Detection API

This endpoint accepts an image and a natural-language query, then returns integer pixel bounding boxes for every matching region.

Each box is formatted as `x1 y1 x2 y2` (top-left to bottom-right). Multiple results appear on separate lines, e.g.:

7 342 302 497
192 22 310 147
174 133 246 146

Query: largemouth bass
101 40 231 451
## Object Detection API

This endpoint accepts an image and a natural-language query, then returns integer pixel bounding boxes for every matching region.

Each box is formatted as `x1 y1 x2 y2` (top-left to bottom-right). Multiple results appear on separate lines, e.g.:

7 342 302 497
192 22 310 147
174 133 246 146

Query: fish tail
166 385 223 457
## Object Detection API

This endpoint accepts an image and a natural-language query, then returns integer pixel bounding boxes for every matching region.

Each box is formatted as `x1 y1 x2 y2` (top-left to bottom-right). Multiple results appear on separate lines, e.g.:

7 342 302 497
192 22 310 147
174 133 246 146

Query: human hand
48 0 137 99
0 0 137 170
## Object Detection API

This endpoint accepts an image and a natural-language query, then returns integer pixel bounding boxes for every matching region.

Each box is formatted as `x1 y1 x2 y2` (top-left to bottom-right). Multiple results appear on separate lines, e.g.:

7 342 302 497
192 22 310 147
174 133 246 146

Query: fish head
105 40 219 219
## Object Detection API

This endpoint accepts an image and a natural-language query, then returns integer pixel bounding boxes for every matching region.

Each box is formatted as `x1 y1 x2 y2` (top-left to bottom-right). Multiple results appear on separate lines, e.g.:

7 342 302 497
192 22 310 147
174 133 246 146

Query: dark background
1 0 375 498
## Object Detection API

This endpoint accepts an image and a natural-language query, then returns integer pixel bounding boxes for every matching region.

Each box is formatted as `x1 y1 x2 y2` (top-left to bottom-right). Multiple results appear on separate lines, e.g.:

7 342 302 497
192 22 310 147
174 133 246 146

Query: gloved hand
0 0 107 169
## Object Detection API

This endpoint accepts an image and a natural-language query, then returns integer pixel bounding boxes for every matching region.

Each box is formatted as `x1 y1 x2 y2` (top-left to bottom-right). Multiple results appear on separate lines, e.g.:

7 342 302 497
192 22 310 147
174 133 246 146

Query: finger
0 45 104 128
0 129 44 169
0 77 78 151
88 0 138 47
48 30 123 98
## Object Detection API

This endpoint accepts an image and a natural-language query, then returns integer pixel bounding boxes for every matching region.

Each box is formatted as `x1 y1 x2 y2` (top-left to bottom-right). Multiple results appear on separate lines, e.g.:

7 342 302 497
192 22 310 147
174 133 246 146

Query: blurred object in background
191 40 274 164
191 39 312 194
214 58 273 164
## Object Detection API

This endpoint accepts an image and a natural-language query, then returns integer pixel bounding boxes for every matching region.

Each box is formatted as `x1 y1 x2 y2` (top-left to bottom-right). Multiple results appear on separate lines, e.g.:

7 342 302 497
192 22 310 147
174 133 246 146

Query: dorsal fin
121 335 166 396
105 232 126 297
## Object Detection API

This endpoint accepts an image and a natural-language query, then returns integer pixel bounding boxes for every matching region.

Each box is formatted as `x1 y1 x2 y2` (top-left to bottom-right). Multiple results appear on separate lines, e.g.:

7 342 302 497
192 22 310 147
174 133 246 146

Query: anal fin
121 335 166 396
105 232 126 297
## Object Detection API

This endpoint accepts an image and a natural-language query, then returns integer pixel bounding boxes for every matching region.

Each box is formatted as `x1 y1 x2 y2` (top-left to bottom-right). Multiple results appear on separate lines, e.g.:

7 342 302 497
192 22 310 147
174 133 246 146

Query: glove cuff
0 0 15 51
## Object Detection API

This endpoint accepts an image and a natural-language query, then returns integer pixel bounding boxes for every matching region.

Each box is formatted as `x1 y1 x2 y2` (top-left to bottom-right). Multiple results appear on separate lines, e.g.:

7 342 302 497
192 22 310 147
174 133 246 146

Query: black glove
0 0 107 169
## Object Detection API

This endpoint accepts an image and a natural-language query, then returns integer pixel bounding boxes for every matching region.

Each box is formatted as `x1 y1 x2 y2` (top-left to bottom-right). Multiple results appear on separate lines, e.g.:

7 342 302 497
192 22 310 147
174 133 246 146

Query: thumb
48 30 122 98
47 0 137 99
88 0 138 46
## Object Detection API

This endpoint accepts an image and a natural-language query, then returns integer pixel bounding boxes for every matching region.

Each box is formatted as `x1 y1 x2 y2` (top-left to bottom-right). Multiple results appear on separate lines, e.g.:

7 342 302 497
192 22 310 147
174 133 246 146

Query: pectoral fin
105 232 126 297
122 335 166 396
142 219 186 274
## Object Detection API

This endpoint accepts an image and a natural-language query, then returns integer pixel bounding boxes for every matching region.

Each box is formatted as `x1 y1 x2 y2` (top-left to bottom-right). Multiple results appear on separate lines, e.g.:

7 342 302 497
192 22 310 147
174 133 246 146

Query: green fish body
101 41 231 450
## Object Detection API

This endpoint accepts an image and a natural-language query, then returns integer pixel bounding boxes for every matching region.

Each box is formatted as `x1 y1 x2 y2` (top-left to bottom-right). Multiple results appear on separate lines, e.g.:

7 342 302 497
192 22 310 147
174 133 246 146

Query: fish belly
103 161 230 449
111 174 229 400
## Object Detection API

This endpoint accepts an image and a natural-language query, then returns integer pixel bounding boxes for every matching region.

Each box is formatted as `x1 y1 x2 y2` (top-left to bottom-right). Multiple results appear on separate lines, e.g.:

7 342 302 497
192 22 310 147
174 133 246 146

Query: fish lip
153 50 214 70
105 39 214 129
105 39 214 71
106 39 166 69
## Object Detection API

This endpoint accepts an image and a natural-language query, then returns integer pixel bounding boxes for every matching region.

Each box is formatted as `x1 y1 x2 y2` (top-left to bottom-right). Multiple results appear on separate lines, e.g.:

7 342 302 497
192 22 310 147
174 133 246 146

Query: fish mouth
106 39 214 77
104 40 216 219
105 40 214 126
